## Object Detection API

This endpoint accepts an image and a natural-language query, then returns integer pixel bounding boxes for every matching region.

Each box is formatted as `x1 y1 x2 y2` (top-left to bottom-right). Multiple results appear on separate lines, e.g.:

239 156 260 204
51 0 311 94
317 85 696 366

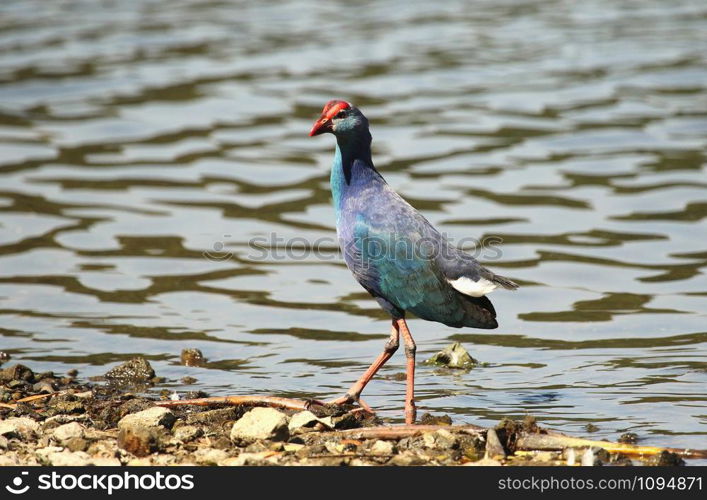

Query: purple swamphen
309 100 518 424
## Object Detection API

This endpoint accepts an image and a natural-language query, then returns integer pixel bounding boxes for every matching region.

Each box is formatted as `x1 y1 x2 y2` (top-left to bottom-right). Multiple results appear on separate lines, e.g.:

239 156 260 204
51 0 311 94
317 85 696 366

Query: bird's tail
491 274 519 290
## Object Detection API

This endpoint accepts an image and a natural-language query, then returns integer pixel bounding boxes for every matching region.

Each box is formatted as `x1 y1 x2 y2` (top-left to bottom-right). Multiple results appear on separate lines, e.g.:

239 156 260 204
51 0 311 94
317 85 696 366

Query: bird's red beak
309 116 331 137
308 100 352 137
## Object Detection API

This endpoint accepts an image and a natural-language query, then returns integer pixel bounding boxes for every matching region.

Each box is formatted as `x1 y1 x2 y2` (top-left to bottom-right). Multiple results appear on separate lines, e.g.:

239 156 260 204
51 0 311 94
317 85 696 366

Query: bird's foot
323 394 376 415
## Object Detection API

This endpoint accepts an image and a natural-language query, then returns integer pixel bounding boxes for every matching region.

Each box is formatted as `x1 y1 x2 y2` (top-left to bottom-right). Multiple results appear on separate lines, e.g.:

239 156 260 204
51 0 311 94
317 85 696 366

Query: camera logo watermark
5 471 29 495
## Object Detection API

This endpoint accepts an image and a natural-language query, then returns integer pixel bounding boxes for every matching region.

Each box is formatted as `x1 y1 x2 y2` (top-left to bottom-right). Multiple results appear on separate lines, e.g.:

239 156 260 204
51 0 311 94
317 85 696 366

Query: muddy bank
0 358 698 466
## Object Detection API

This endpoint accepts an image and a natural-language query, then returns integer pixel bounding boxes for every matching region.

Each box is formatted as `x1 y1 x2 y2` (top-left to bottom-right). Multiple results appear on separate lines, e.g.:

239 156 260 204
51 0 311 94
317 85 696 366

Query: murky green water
1 0 706 453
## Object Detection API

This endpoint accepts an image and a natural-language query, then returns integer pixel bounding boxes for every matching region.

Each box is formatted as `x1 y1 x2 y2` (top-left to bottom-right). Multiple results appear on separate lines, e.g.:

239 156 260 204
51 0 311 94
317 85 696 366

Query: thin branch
516 431 707 460
323 424 486 440
156 395 317 412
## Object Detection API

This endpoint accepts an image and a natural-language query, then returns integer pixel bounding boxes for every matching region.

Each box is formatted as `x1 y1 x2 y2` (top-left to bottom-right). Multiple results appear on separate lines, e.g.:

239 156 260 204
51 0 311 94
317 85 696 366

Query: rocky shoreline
0 357 696 466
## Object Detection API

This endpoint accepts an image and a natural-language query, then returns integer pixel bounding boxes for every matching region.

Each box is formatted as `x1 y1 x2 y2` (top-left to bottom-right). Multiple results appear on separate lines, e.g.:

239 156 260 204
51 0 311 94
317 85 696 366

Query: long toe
325 395 377 416
325 394 356 406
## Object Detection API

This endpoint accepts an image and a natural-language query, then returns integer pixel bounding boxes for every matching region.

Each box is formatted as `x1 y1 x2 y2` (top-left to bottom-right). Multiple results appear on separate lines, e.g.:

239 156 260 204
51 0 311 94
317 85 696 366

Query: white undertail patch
447 277 498 297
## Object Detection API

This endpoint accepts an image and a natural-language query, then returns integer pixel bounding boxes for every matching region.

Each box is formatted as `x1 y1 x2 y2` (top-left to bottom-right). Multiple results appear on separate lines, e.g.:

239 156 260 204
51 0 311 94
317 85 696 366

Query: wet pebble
45 450 92 466
0 417 40 439
186 407 240 426
422 429 457 450
180 348 206 367
485 428 506 459
289 410 332 433
419 413 453 426
118 407 175 431
104 357 156 386
230 407 289 443
53 422 85 444
193 448 229 465
0 364 35 383
369 440 395 456
118 426 167 457
173 425 203 443
425 343 477 369
618 432 638 444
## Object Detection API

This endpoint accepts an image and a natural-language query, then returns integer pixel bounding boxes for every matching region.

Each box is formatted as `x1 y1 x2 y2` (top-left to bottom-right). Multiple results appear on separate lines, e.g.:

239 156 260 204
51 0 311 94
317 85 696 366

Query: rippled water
1 0 706 453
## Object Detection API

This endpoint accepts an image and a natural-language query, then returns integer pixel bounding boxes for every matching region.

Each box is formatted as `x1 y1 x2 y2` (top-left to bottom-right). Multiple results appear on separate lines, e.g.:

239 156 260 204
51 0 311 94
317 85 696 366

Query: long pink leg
397 318 417 424
328 320 399 406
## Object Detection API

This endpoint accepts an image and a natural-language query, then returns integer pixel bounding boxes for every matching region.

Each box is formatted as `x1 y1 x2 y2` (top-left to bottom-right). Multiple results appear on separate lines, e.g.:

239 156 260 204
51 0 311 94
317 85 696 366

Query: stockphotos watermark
4 470 194 496
203 232 505 264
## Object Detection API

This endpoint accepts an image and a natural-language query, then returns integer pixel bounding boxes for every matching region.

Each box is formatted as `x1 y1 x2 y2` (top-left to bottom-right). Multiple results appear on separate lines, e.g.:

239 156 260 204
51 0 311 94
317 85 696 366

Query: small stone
87 439 120 459
581 448 596 467
221 452 276 466
92 457 121 466
42 414 83 429
209 436 233 450
118 407 175 431
126 457 154 466
422 429 457 449
289 410 319 430
388 450 426 466
288 410 332 432
33 381 56 393
173 425 202 443
646 450 685 466
370 440 394 456
0 452 20 466
180 348 206 367
618 432 638 444
193 448 229 465
230 407 289 442
180 376 198 384
51 400 85 415
46 450 91 466
35 446 64 461
565 448 576 466
0 364 34 382
104 357 156 386
35 371 55 380
184 390 209 399
584 423 600 433
186 407 240 426
425 342 477 369
485 428 506 459
65 437 89 452
118 426 166 457
419 413 453 426
0 417 40 438
465 457 503 466
324 441 344 454
218 456 243 466
610 453 634 466
330 412 362 430
53 422 85 443
245 441 270 454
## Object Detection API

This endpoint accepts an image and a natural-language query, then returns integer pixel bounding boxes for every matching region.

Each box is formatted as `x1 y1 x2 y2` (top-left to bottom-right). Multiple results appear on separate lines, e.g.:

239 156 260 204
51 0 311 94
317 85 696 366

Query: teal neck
330 144 347 212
